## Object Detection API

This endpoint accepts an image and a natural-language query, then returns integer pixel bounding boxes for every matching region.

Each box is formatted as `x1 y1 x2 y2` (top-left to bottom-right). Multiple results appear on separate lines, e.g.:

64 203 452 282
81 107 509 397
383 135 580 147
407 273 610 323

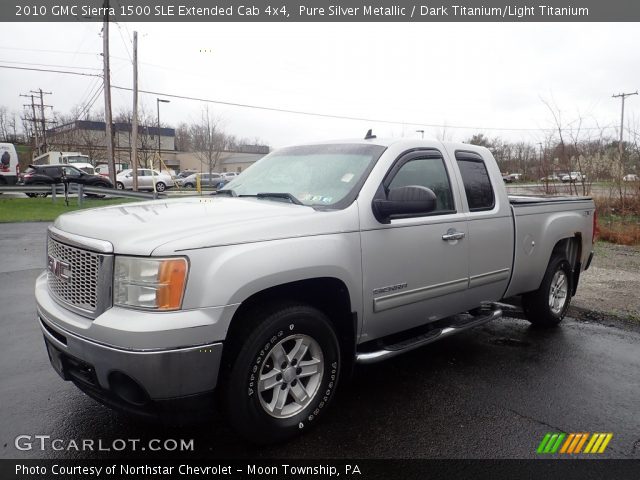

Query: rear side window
455 151 495 211
44 167 60 176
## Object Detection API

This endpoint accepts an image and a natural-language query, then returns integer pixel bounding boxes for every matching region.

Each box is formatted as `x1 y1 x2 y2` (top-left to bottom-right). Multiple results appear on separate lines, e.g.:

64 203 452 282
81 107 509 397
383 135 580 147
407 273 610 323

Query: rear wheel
184 182 194 188
29 182 49 198
116 182 125 190
222 303 341 443
86 183 109 198
522 254 573 327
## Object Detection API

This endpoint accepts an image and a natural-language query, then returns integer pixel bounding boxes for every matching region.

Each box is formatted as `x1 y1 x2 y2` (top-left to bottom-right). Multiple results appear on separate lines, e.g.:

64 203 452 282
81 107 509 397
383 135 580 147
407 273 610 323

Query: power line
111 84 618 133
0 46 99 56
1 58 625 135
0 64 102 78
0 59 102 71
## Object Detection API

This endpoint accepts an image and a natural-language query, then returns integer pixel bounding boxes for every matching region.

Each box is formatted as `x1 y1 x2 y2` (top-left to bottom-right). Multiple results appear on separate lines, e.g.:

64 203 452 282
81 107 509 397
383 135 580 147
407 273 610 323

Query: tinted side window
44 167 60 176
63 166 81 177
388 157 454 213
456 152 495 211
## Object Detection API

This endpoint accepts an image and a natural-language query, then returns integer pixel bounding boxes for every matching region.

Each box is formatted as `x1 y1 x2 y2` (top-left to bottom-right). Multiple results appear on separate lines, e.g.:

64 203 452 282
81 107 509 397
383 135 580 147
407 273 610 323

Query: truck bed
504 194 595 299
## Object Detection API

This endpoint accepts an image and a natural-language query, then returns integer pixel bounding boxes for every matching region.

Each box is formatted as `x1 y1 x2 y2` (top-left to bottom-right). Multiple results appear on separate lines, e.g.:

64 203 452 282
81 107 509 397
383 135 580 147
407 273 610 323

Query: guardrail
0 183 162 205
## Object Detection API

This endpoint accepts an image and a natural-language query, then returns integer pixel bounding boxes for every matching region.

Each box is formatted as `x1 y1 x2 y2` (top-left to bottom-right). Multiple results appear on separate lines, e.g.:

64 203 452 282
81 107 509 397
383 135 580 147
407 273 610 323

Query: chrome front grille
47 238 101 312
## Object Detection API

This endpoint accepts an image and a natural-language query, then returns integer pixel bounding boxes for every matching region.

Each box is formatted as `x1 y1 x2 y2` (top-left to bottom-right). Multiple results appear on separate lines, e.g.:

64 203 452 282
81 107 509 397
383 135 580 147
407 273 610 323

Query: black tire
33 183 49 198
116 182 125 190
522 255 573 327
86 183 109 198
184 182 194 188
222 303 341 444
155 182 166 193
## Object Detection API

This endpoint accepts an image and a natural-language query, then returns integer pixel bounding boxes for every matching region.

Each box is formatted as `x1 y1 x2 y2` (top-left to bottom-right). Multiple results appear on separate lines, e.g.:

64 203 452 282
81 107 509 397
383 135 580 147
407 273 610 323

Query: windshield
224 143 385 207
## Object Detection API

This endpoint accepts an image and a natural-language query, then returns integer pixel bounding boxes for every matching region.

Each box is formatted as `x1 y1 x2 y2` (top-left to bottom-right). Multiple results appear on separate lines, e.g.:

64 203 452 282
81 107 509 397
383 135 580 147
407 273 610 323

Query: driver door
360 150 470 341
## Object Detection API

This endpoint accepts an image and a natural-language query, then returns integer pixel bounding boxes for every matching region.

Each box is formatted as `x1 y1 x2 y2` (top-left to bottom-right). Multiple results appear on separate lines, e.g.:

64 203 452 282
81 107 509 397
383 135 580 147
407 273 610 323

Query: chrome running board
355 308 502 365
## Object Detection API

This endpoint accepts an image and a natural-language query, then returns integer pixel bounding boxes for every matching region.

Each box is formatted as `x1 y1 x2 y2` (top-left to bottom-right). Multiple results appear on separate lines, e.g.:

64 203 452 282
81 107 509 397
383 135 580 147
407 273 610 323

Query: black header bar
5 0 640 22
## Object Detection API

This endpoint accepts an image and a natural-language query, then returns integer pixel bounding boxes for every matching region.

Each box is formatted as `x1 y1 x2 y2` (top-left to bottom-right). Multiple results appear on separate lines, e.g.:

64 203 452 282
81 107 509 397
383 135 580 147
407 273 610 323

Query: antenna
364 129 376 140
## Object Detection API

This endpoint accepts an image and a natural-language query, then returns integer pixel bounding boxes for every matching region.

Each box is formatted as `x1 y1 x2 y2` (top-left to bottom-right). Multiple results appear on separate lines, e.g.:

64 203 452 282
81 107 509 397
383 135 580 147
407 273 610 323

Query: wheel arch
225 277 357 372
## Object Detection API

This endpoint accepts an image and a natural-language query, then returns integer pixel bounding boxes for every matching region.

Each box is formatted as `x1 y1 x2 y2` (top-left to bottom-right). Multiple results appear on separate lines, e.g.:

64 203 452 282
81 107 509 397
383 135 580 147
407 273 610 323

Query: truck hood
53 196 358 255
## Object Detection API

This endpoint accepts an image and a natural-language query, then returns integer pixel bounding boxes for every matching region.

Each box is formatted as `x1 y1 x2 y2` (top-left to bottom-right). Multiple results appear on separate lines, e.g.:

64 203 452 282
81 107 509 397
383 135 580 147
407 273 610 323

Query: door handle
442 230 465 241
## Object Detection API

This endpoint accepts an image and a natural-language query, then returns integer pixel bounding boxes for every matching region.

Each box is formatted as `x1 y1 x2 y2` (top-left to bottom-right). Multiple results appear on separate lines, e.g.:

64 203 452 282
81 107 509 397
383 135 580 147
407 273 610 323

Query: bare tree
189 107 229 186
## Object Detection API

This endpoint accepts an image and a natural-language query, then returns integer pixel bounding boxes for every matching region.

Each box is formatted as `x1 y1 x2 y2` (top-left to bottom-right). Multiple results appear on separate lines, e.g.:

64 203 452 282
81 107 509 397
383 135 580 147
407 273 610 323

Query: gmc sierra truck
36 138 596 443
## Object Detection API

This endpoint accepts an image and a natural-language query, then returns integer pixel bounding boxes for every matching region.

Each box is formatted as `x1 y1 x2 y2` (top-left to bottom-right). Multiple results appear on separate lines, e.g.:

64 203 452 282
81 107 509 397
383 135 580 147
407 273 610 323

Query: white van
0 143 19 185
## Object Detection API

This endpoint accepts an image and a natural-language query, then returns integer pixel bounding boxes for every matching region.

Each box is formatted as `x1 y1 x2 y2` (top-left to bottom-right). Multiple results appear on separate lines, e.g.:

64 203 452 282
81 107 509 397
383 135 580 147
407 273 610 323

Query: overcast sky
1 22 639 148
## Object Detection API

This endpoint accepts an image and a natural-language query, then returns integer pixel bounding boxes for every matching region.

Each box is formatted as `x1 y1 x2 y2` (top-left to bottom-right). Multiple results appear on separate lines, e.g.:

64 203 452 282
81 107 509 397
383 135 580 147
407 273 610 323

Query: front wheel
155 181 166 192
222 303 341 443
522 255 573 327
116 182 125 190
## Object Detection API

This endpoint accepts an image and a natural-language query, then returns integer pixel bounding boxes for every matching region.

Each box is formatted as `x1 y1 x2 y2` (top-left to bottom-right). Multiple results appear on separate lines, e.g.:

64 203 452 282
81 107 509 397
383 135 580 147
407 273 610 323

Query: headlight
114 256 188 310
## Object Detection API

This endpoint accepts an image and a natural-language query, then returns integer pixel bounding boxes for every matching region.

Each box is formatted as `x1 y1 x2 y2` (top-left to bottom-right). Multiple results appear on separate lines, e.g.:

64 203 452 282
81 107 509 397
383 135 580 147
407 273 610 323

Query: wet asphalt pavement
1 222 639 460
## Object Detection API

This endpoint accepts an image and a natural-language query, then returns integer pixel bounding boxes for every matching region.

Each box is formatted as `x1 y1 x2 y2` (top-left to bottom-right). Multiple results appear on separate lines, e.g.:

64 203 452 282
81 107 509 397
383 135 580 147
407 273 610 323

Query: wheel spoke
297 358 321 378
290 382 309 404
287 337 310 363
557 275 566 290
258 369 282 392
270 386 289 415
269 343 287 366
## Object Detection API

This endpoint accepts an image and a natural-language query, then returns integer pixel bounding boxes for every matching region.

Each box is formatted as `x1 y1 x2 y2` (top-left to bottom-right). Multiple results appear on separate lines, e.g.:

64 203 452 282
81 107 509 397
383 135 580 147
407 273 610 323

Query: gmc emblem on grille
47 254 71 283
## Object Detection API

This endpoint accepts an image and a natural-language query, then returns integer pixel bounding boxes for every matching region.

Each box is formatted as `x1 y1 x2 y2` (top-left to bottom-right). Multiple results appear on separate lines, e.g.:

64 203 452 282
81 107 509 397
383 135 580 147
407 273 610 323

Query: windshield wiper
254 192 304 205
216 188 237 197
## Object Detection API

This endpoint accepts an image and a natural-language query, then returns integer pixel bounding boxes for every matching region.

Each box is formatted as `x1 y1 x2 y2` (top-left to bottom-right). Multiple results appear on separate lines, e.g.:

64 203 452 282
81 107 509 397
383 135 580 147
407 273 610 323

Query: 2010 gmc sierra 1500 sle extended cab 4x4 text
36 138 596 442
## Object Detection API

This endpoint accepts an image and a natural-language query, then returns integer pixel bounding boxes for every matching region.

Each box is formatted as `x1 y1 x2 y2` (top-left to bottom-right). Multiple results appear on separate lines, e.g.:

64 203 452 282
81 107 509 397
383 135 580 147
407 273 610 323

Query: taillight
16 164 20 175
592 209 598 243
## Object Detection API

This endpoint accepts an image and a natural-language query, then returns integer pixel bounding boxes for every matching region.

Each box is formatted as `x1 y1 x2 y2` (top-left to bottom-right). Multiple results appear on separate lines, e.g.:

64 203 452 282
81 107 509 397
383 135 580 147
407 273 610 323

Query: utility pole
612 91 638 160
20 94 39 155
157 98 170 171
102 0 116 185
132 31 139 191
32 89 52 152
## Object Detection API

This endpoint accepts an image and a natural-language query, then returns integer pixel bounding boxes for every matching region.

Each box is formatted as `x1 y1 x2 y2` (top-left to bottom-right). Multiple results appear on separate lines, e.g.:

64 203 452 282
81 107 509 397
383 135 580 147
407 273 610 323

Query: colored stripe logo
537 433 613 454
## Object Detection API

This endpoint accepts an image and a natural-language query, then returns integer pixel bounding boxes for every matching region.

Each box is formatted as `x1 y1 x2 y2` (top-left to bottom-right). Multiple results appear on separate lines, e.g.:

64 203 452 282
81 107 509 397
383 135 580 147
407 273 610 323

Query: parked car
17 164 113 197
222 172 239 182
37 138 596 443
116 169 174 192
176 169 198 179
182 172 225 189
561 172 586 183
502 173 522 183
540 174 561 182
623 174 639 182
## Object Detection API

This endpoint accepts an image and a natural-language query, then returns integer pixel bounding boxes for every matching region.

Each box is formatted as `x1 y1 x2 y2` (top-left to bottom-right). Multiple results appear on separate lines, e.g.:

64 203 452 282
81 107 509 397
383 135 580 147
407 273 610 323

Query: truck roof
289 137 491 155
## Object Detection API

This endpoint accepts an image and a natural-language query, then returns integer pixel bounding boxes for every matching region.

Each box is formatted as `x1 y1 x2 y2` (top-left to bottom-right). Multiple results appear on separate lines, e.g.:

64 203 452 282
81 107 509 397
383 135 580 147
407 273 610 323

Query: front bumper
36 272 226 411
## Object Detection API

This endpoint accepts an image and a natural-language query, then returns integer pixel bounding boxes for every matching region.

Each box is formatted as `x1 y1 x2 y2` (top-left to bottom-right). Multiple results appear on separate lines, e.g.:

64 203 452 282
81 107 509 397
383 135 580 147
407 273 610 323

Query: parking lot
1 222 639 460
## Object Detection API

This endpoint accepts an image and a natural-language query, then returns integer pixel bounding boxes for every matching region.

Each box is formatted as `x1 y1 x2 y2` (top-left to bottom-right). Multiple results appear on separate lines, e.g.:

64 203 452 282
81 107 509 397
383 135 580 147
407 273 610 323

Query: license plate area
44 337 97 387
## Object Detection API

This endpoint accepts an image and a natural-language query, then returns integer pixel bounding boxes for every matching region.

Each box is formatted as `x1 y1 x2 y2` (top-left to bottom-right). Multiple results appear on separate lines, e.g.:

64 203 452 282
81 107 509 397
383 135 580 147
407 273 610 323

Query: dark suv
18 164 114 198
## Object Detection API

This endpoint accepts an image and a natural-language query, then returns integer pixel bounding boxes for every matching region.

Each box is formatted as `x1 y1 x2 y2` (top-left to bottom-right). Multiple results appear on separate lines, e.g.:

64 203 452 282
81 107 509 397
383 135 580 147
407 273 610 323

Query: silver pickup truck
37 138 596 442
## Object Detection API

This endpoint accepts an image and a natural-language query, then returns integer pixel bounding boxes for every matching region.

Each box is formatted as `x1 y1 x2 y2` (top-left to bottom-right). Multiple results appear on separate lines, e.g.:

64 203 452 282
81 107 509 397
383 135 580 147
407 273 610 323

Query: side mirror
372 185 437 223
